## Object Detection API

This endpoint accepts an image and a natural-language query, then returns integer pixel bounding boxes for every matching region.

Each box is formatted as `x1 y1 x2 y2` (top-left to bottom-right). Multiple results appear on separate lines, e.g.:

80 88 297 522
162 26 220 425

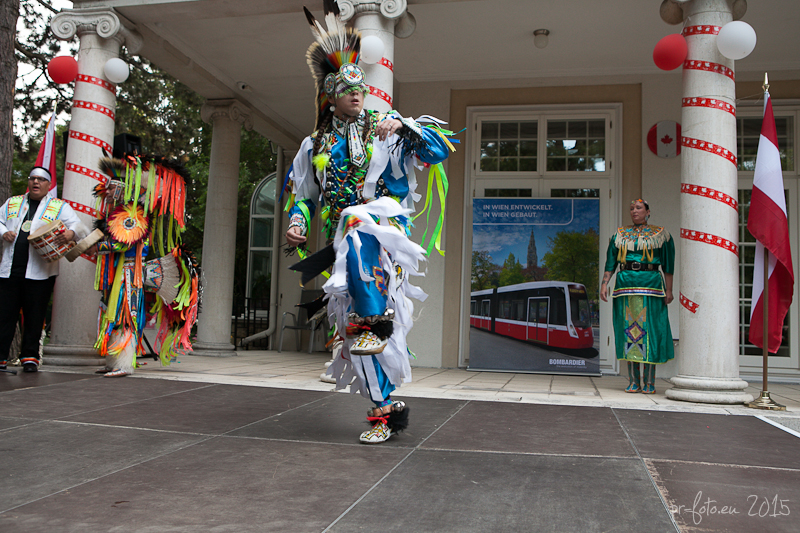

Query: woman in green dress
600 199 675 394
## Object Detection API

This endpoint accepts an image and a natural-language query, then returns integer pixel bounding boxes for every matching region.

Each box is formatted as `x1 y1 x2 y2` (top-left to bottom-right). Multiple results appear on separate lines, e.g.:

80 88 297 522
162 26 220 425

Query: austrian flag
748 91 794 352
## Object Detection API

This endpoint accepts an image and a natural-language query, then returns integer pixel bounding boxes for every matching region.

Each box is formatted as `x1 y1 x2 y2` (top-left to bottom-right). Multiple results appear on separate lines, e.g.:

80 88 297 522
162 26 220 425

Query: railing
232 297 270 350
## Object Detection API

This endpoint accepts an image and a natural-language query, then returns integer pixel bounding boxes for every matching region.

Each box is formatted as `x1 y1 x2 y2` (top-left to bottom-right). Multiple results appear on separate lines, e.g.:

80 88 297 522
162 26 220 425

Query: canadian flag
748 91 794 353
647 121 681 158
34 108 59 197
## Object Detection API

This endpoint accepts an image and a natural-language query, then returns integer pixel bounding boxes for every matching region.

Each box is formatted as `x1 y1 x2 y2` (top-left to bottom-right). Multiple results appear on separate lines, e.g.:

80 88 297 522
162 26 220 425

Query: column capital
660 0 747 24
51 9 143 54
340 0 415 36
201 99 254 131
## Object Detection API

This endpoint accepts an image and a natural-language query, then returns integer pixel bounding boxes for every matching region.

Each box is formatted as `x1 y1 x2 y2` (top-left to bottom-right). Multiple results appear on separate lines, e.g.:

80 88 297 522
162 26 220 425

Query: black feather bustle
393 126 427 156
369 319 393 340
387 406 409 433
93 217 108 232
297 295 327 322
289 244 336 286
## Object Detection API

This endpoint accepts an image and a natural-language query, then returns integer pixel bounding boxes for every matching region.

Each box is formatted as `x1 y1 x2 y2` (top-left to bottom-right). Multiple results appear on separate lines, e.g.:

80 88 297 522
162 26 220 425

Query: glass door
527 297 550 344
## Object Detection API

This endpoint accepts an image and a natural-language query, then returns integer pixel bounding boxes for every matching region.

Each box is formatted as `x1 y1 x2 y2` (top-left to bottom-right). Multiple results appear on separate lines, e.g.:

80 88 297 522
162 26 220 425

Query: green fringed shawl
614 225 670 263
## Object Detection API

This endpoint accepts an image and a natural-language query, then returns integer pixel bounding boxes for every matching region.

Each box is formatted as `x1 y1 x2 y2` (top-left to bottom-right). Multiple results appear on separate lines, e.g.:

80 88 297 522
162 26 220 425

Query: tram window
471 300 476 315
481 300 490 317
571 297 591 328
550 299 567 326
513 300 524 320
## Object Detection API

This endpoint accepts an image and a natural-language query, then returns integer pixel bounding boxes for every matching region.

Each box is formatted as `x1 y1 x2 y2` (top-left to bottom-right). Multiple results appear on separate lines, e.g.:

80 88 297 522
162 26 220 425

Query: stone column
340 0 416 113
45 10 142 365
192 100 252 357
661 0 752 403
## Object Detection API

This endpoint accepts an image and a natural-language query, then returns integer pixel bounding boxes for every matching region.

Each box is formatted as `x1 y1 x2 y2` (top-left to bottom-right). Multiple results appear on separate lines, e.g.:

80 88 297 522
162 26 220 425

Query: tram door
527 297 550 344
480 299 491 330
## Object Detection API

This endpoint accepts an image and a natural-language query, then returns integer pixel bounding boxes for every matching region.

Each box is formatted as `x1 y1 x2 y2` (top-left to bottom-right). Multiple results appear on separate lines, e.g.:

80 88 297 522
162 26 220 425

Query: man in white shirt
0 167 86 372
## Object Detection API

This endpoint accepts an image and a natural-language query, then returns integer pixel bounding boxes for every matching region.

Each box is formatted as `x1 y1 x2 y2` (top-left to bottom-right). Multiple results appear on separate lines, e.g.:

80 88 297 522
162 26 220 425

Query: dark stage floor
0 373 798 532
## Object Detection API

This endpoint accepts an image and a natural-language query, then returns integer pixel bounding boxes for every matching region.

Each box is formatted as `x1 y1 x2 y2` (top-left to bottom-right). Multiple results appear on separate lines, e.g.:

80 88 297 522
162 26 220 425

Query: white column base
42 344 106 366
191 342 237 357
666 375 753 404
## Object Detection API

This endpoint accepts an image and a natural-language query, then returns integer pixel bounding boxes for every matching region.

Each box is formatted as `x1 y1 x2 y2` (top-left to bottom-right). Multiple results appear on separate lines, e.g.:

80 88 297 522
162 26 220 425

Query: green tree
471 250 498 291
541 229 600 297
499 252 525 287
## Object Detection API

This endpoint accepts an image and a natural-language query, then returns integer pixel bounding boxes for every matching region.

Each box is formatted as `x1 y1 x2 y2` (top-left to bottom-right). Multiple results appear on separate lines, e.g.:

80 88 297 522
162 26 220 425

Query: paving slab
63 384 327 435
615 409 800 469
0 421 207 512
647 459 800 533
0 377 208 420
0 436 407 533
0 371 95 393
422 402 636 457
0 416 39 432
329 451 675 533
229 392 467 447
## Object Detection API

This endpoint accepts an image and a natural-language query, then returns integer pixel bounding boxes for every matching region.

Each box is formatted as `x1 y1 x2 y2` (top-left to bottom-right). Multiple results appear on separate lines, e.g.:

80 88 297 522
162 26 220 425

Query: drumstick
0 368 18 375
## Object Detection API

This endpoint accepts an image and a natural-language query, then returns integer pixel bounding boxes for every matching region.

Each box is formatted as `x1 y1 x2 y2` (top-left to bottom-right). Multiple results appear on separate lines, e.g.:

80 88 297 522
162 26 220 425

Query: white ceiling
71 0 800 149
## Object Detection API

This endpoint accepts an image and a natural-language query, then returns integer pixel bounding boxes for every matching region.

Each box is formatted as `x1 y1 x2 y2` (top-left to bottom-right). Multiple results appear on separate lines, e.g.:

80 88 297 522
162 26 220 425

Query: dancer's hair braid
312 113 333 156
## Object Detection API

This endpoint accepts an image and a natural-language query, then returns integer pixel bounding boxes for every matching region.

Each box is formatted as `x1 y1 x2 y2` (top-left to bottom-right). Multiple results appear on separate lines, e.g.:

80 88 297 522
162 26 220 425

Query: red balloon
653 34 688 71
47 56 79 84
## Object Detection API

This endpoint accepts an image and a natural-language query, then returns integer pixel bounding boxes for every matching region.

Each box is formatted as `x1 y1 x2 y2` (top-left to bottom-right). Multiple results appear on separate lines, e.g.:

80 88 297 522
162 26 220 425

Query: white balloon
360 35 385 65
104 58 130 84
716 21 757 60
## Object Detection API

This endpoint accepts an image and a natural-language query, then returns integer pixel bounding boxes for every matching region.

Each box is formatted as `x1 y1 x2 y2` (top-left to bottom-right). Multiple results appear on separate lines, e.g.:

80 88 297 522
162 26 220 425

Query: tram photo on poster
470 198 601 375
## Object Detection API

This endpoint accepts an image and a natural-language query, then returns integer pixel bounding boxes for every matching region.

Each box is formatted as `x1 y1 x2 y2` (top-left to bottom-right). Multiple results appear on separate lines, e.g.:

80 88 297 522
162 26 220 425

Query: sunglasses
28 177 50 183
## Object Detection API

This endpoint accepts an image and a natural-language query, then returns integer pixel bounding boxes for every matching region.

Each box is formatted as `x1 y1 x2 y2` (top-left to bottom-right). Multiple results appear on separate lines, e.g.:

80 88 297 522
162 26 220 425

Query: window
471 106 614 178
546 119 606 172
737 115 794 172
736 103 799 360
480 121 538 172
247 173 277 302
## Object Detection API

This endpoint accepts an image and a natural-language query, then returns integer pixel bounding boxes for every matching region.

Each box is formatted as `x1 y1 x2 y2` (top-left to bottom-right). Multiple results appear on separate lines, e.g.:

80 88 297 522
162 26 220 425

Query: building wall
276 72 800 379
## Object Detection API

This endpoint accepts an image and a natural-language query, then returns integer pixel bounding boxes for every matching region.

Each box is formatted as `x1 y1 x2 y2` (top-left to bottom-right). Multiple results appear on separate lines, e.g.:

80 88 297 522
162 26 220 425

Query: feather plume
304 1 362 129
99 157 126 181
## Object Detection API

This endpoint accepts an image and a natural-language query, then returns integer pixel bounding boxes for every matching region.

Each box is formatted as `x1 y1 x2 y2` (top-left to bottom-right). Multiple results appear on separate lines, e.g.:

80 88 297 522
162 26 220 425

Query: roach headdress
304 0 367 130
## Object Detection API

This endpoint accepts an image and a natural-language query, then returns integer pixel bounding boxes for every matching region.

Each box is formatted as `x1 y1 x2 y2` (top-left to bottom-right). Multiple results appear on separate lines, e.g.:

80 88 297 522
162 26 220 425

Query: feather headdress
304 0 367 130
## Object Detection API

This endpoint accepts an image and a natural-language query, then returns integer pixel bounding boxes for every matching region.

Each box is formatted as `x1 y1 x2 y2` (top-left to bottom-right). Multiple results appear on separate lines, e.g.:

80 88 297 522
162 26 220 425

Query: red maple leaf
661 134 673 145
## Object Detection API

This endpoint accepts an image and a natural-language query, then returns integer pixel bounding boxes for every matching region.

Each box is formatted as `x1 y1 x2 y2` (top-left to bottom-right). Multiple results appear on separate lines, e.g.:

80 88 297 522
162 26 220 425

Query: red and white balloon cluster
653 20 757 71
46 56 131 84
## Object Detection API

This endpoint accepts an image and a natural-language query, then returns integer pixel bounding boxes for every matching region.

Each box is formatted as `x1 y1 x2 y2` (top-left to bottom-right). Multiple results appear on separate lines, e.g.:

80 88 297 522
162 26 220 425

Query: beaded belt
620 261 659 272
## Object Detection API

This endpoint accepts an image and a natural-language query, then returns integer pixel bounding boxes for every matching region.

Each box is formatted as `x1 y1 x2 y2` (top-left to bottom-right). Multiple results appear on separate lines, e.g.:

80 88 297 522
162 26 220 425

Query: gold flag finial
763 72 770 93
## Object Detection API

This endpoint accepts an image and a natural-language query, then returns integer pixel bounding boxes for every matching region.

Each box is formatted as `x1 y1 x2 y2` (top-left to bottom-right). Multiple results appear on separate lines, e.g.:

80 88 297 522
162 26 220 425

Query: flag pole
747 73 786 411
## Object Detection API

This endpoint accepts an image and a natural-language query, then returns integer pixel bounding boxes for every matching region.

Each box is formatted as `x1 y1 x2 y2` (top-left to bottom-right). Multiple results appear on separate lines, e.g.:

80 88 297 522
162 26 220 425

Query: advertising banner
470 198 600 375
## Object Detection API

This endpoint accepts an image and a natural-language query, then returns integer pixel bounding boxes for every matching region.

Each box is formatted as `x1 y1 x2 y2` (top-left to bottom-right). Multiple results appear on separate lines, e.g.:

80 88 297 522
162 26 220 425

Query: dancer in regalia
286 0 455 443
90 156 200 377
600 199 675 394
